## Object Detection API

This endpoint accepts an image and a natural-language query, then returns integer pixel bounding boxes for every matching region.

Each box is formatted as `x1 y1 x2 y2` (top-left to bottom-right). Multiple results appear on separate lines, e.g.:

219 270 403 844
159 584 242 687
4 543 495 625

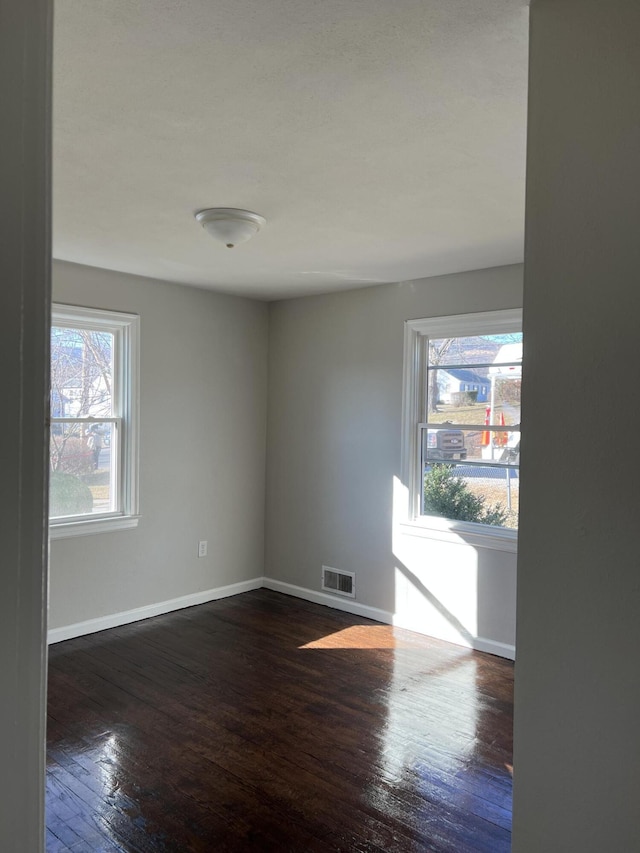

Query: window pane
428 333 523 367
422 462 519 530
422 427 520 466
50 422 117 518
50 326 114 418
426 331 522 425
427 369 522 428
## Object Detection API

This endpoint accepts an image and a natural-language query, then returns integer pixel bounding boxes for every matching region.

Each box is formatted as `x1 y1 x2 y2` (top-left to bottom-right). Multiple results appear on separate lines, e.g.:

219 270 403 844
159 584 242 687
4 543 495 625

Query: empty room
3 1 640 852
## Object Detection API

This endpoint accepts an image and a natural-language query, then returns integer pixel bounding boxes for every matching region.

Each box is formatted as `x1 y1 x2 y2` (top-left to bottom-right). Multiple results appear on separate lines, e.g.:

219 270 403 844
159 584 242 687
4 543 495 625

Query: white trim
264 578 515 659
399 519 518 553
51 417 120 423
47 577 263 644
406 307 522 339
421 422 516 433
263 577 392 623
121 309 140 518
51 303 139 330
50 303 140 531
49 514 140 539
473 637 516 660
401 319 423 519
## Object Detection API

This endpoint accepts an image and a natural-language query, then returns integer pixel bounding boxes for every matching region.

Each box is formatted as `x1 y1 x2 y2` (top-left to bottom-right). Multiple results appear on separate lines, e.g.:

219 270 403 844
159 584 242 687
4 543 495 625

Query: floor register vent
322 566 355 598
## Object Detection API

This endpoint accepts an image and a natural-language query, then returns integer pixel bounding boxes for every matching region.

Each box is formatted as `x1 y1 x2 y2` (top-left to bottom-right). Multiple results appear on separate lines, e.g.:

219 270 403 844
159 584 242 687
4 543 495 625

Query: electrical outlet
198 540 208 558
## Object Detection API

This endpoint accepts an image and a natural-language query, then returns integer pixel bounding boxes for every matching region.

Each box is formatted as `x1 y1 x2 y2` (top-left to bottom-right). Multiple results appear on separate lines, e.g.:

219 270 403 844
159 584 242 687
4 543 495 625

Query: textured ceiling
53 0 529 300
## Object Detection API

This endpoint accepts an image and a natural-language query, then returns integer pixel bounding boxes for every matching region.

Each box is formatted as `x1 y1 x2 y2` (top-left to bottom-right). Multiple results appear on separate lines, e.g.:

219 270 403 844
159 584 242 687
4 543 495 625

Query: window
49 304 139 538
401 309 522 543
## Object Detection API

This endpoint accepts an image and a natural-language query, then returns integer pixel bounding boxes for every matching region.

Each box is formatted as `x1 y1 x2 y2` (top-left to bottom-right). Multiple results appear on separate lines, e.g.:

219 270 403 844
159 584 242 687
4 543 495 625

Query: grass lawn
427 401 519 426
464 478 519 529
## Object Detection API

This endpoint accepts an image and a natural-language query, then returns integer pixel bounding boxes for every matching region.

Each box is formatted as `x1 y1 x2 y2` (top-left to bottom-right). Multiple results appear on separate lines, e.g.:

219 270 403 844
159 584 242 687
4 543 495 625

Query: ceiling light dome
195 208 266 248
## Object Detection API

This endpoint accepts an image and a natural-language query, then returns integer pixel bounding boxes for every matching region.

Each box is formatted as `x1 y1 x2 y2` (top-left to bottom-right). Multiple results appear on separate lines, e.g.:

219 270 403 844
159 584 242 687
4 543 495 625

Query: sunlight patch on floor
299 625 415 650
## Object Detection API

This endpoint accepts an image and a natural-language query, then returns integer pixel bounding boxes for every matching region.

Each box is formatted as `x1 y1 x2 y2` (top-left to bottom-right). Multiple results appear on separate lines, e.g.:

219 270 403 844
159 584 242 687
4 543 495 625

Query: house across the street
438 368 490 403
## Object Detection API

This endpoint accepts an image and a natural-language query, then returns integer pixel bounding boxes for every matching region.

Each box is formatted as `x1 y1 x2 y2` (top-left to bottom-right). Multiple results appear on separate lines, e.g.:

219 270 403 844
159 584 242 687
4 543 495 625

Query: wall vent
321 566 355 598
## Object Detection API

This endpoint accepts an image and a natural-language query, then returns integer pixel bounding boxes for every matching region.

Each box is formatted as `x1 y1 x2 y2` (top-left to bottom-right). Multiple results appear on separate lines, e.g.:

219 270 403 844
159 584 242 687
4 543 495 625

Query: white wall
0 0 50 849
49 261 268 631
513 1 640 849
265 265 522 656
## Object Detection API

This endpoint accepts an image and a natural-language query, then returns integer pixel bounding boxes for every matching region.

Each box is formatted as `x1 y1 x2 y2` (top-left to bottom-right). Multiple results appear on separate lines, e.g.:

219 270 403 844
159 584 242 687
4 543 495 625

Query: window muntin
49 305 139 533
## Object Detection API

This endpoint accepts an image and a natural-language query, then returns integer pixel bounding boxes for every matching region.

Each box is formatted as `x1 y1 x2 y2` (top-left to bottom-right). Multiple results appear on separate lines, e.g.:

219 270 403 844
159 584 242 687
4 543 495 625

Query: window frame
400 308 522 552
49 303 140 539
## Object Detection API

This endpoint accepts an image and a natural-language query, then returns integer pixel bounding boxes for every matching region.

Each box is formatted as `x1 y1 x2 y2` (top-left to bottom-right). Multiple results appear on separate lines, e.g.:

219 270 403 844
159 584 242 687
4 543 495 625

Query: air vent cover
322 566 355 598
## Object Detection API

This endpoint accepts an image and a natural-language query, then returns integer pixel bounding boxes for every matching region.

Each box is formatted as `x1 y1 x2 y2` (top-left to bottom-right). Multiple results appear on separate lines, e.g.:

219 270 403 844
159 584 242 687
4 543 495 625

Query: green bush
423 464 508 527
50 472 93 518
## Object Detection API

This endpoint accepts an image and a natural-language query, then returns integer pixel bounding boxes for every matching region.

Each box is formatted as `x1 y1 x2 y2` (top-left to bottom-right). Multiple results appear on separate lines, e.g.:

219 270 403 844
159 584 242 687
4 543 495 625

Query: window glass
49 421 118 518
421 328 522 530
426 368 522 428
50 326 113 418
422 462 519 530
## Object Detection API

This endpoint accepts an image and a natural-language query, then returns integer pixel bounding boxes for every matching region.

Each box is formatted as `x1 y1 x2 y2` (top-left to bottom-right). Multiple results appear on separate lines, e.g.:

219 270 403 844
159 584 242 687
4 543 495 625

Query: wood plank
47 589 513 852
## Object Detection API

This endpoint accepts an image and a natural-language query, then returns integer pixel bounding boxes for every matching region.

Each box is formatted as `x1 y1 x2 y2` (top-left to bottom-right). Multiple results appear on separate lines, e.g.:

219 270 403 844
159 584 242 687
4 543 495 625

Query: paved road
425 463 518 480
458 464 518 480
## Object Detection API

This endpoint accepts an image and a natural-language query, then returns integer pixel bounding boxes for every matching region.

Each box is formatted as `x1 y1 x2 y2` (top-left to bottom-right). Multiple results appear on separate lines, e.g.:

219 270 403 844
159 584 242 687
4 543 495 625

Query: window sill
49 515 140 540
399 517 517 553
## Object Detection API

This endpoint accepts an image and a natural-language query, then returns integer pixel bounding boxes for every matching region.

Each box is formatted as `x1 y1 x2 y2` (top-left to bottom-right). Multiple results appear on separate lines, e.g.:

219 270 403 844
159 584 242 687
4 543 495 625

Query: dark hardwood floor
46 589 513 852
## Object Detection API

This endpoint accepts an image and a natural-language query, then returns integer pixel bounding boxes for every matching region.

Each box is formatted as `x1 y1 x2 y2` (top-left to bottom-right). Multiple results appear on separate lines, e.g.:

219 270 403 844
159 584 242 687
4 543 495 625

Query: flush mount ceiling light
195 208 266 249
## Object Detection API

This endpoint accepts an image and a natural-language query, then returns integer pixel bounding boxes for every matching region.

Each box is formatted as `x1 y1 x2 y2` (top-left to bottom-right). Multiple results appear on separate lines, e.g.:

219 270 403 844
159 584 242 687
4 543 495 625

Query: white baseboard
47 577 263 644
263 577 394 624
263 577 515 660
48 575 515 660
472 636 516 660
